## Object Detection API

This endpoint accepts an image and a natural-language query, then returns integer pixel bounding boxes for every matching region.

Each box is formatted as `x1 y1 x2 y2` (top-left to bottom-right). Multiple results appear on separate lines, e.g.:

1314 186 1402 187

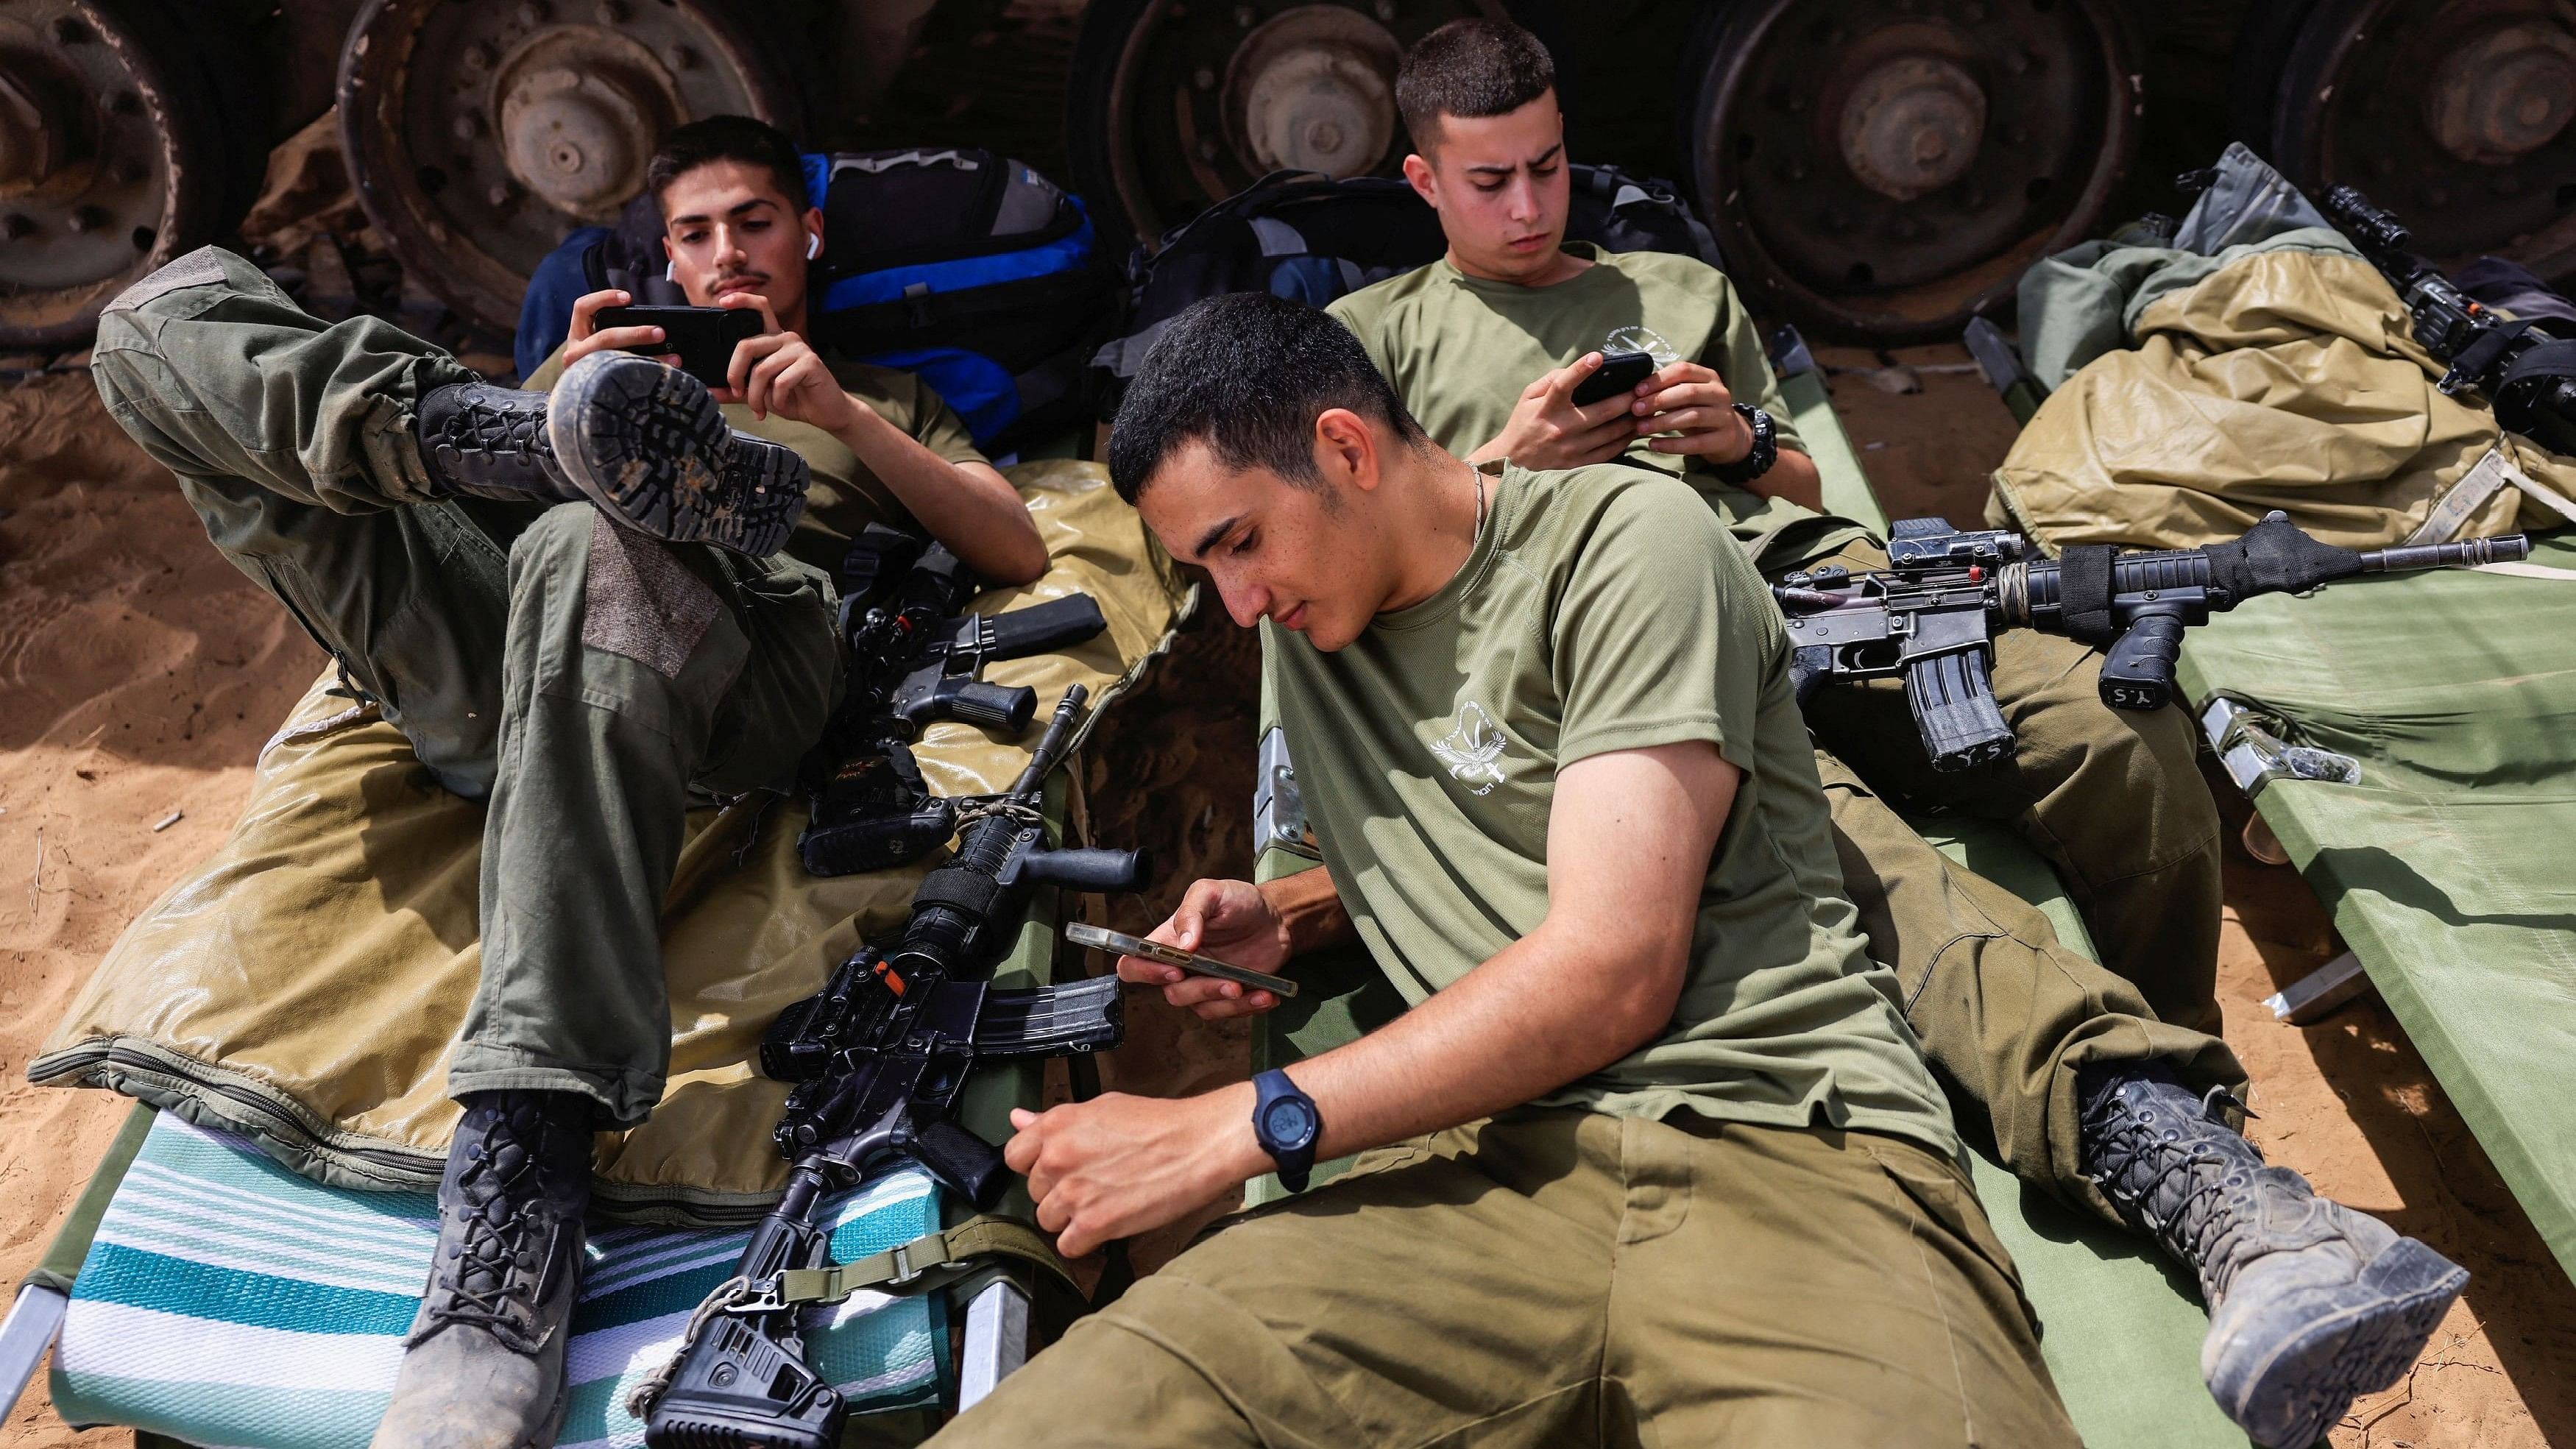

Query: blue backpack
517 149 1123 454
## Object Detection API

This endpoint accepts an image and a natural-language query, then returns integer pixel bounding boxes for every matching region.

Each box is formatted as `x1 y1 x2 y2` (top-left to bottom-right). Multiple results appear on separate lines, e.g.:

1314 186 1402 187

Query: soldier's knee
508 500 600 567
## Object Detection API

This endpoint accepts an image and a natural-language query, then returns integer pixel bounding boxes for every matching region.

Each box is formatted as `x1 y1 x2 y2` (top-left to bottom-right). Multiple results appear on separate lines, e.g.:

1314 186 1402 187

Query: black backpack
528 148 1126 455
1089 163 1723 405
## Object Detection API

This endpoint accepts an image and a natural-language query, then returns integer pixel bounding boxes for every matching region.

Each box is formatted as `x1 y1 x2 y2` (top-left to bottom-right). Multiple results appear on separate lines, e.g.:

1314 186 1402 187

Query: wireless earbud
664 259 677 283
806 232 821 261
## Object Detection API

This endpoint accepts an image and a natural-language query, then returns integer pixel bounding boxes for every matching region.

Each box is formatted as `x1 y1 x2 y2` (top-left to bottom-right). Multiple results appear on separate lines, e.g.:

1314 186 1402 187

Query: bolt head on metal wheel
336 0 803 338
2245 0 2576 283
0 0 230 350
1685 0 2138 344
1067 0 1506 249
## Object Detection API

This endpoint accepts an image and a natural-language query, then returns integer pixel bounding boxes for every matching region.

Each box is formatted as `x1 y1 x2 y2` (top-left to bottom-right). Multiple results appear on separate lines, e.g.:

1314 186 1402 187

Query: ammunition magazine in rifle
1776 512 2530 771
637 687 1150 1448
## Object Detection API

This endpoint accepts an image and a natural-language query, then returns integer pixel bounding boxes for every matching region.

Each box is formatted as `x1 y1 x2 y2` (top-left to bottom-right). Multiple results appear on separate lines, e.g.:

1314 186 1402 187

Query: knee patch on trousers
103 245 232 313
577 510 720 679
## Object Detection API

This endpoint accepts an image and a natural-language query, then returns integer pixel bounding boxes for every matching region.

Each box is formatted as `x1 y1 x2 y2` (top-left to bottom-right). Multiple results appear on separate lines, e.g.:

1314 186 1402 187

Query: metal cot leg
0 1283 70 1421
954 1278 1031 1412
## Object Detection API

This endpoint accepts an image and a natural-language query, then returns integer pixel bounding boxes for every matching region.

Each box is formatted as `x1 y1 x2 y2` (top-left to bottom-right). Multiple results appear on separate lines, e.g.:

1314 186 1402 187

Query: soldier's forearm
1259 864 1357 960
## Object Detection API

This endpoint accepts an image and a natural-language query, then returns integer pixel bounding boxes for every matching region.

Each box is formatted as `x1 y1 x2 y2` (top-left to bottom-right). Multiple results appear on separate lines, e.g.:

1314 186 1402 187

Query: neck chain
1469 461 1489 545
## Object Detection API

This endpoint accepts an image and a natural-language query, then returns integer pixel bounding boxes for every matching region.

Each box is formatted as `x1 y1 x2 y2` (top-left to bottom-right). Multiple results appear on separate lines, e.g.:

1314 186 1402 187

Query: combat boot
414 353 809 556
372 1091 595 1449
548 350 810 557
2079 1064 2466 1449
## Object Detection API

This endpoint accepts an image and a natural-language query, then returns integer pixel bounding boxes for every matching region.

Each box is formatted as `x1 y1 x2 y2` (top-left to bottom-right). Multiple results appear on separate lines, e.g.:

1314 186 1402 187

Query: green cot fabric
2177 531 2576 1286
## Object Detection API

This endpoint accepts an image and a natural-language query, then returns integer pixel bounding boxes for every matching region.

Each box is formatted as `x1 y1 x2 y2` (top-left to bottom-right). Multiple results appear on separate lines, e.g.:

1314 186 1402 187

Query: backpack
1089 163 1724 404
514 149 1125 455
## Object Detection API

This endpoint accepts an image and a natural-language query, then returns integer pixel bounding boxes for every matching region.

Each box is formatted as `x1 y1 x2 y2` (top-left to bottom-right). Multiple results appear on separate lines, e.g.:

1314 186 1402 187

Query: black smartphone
1569 349 1657 408
590 304 764 386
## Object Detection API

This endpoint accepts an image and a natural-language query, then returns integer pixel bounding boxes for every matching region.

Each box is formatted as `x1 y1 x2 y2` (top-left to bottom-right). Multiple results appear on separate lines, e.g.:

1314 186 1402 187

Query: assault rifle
800 525 1108 876
2320 184 2576 456
640 685 1150 1448
1775 512 2530 770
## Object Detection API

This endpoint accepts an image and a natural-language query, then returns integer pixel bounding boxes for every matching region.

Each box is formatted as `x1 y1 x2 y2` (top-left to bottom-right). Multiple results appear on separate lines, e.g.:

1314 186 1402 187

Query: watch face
1262 1097 1318 1151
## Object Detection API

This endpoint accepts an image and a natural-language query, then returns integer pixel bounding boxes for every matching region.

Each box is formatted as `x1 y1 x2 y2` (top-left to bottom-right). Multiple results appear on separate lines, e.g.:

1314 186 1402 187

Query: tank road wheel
0 0 238 350
1683 0 2140 344
336 0 804 337
1066 0 1509 250
2239 0 2576 280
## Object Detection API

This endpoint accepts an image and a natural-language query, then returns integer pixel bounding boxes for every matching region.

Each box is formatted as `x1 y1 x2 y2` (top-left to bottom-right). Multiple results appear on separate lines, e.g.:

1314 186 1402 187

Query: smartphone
1569 349 1657 408
1065 921 1301 999
590 304 764 387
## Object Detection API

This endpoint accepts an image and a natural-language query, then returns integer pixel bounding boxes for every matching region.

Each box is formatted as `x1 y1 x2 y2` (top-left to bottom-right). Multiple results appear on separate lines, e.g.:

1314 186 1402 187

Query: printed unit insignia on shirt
1428 701 1510 796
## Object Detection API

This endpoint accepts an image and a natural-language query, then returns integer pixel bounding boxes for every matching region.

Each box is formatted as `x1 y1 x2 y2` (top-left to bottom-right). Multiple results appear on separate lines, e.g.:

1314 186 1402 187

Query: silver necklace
1469 461 1489 544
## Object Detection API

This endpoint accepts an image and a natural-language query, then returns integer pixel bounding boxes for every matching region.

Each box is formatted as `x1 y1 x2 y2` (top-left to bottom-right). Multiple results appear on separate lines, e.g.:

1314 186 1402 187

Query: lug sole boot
372 1091 596 1449
2079 1065 2467 1449
548 350 810 558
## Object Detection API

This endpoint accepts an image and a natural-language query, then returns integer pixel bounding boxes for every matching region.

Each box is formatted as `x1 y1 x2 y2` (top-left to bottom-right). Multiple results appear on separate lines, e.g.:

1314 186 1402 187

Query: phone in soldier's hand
1066 921 1301 999
1569 349 1657 408
591 304 763 387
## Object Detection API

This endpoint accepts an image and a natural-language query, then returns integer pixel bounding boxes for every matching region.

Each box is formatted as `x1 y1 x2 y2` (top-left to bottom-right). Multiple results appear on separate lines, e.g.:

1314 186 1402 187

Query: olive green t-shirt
1326 244 1867 572
1262 461 1955 1157
527 345 987 577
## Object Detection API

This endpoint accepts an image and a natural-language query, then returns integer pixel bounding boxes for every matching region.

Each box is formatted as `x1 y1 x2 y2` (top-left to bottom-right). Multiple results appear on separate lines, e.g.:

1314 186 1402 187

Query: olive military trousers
89 247 843 1127
1786 539 2228 1032
933 1110 2080 1449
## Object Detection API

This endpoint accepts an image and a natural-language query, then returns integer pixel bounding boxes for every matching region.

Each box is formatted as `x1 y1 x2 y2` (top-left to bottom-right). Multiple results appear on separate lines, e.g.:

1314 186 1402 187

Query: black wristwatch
1711 403 1777 484
1250 1069 1321 1193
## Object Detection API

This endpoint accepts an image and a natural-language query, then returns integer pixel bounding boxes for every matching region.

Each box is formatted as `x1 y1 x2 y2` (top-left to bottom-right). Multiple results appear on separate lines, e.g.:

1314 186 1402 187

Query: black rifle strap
2496 339 2576 428
2451 316 2539 385
914 865 1004 918
2058 545 2120 645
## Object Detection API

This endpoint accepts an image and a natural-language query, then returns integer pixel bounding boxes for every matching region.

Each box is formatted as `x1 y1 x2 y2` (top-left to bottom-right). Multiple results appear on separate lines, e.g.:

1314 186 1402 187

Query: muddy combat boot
372 1091 595 1449
414 356 808 556
547 350 810 557
2079 1065 2467 1448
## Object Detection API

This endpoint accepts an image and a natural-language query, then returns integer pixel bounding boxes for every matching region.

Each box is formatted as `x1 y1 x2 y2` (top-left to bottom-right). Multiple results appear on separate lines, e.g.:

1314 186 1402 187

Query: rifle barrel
2358 535 2531 573
1006 685 1089 799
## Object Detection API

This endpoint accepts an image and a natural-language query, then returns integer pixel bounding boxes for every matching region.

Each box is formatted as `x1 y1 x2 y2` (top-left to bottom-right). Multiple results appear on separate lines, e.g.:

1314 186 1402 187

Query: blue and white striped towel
52 1113 946 1448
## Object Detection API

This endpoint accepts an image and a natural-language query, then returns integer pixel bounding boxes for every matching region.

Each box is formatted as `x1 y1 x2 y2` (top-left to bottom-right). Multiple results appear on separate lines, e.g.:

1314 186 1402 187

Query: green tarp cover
2177 531 2576 1286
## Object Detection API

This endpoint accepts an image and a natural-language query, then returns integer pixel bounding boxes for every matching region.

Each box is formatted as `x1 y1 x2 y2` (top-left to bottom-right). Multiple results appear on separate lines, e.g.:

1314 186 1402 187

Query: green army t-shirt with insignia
527 345 988 578
1261 461 1956 1158
1326 244 1866 573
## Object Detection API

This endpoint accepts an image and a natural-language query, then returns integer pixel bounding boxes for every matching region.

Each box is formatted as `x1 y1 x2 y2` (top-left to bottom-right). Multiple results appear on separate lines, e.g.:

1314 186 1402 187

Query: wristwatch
1711 403 1777 484
1250 1069 1322 1193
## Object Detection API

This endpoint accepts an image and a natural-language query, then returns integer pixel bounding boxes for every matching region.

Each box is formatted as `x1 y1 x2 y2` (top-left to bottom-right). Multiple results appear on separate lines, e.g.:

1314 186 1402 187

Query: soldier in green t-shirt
92 116 1048 1449
935 295 2460 1449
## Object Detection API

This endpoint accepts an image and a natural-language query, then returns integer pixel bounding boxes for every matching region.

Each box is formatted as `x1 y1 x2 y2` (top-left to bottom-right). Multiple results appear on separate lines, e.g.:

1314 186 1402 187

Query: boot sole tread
548 355 807 557
2216 1237 2468 1449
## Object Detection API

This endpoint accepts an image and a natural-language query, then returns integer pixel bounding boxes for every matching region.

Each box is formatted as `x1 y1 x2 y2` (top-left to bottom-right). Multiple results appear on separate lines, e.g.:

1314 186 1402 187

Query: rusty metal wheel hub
339 0 799 336
1688 0 2137 341
0 0 209 343
1224 5 1403 178
1837 53 1987 202
2424 20 2576 163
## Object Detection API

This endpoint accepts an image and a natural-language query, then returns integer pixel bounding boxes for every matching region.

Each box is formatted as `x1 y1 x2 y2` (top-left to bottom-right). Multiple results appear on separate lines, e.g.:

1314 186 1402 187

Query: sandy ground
0 177 2566 1449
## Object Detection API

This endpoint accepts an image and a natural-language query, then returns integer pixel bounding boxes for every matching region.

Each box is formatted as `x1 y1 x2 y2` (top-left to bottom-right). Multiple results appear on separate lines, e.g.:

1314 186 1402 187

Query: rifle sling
772 1216 1078 1303
914 865 1005 917
2056 545 2119 645
2452 316 2538 384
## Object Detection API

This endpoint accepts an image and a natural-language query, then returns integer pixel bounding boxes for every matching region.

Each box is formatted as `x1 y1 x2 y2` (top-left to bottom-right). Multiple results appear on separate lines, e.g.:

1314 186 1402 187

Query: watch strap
1711 403 1777 485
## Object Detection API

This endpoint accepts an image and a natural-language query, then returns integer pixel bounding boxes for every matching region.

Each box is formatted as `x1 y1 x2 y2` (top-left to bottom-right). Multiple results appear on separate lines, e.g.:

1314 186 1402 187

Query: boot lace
2084 1084 2265 1299
437 388 553 464
426 1113 565 1336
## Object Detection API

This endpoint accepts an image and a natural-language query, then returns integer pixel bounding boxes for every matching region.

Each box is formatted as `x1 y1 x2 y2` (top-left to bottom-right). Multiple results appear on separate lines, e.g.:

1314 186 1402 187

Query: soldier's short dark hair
1108 294 1428 504
646 115 809 215
1395 18 1557 149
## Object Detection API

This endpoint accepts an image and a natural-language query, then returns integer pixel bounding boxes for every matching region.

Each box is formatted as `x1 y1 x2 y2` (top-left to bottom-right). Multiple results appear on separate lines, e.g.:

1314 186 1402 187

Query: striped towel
52 1114 946 1448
